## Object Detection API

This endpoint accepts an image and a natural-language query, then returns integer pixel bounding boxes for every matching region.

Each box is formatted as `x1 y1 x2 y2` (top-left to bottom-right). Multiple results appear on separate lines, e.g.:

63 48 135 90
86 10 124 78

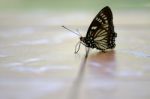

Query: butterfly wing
86 6 117 50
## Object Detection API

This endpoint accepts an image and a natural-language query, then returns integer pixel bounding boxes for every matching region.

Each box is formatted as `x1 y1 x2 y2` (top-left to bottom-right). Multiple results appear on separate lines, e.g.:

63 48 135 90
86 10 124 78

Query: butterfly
62 6 117 53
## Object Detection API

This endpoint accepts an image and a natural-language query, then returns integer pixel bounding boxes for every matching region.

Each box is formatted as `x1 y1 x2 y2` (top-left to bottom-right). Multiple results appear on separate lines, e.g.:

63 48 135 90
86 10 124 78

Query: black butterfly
63 6 117 53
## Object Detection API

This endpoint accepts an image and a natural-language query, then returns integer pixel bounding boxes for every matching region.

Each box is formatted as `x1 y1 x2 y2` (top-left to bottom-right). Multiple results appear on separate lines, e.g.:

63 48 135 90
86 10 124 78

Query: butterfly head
80 37 85 43
80 36 83 41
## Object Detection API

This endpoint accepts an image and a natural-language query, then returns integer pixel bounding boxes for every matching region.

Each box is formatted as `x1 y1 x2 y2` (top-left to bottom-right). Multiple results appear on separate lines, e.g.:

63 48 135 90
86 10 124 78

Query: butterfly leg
85 47 88 53
85 47 90 57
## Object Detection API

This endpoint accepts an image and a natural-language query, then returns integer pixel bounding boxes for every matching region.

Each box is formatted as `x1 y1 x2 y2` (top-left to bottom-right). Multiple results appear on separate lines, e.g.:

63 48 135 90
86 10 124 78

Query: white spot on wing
91 26 97 30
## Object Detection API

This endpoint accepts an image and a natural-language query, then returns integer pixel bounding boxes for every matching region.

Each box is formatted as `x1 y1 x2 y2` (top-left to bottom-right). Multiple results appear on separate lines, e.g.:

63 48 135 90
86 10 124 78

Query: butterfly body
80 6 117 52
80 36 95 48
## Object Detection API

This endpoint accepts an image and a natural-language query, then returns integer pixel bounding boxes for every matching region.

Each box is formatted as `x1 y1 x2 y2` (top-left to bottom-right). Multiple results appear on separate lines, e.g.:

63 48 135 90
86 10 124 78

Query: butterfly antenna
75 41 81 54
62 26 81 36
76 28 82 36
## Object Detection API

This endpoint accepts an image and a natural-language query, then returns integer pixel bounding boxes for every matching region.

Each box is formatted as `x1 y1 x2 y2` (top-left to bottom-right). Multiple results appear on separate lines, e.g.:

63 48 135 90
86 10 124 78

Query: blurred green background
0 0 150 11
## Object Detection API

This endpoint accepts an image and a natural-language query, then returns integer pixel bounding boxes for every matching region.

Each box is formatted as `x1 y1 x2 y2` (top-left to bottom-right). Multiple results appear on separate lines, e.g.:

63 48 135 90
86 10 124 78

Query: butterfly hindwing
85 6 116 50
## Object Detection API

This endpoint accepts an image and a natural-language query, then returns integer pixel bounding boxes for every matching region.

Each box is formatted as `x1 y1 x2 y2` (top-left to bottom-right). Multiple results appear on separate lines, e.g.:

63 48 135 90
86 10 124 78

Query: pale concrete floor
0 10 150 99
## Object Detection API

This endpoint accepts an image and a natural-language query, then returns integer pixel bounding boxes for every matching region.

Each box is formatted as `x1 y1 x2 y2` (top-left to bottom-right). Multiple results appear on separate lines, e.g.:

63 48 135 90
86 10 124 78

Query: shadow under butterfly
62 6 117 53
68 50 116 99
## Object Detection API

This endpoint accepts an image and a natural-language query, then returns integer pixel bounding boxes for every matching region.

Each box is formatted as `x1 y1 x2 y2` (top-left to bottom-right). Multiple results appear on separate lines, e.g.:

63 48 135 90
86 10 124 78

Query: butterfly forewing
85 6 116 50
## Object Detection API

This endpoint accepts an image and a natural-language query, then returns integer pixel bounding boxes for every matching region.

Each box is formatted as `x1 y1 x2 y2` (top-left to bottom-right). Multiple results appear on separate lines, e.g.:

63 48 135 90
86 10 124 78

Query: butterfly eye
80 37 82 40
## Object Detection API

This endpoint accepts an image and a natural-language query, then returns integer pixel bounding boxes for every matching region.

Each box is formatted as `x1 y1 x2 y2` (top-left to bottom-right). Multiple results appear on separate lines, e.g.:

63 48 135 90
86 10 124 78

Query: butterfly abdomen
108 32 117 49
